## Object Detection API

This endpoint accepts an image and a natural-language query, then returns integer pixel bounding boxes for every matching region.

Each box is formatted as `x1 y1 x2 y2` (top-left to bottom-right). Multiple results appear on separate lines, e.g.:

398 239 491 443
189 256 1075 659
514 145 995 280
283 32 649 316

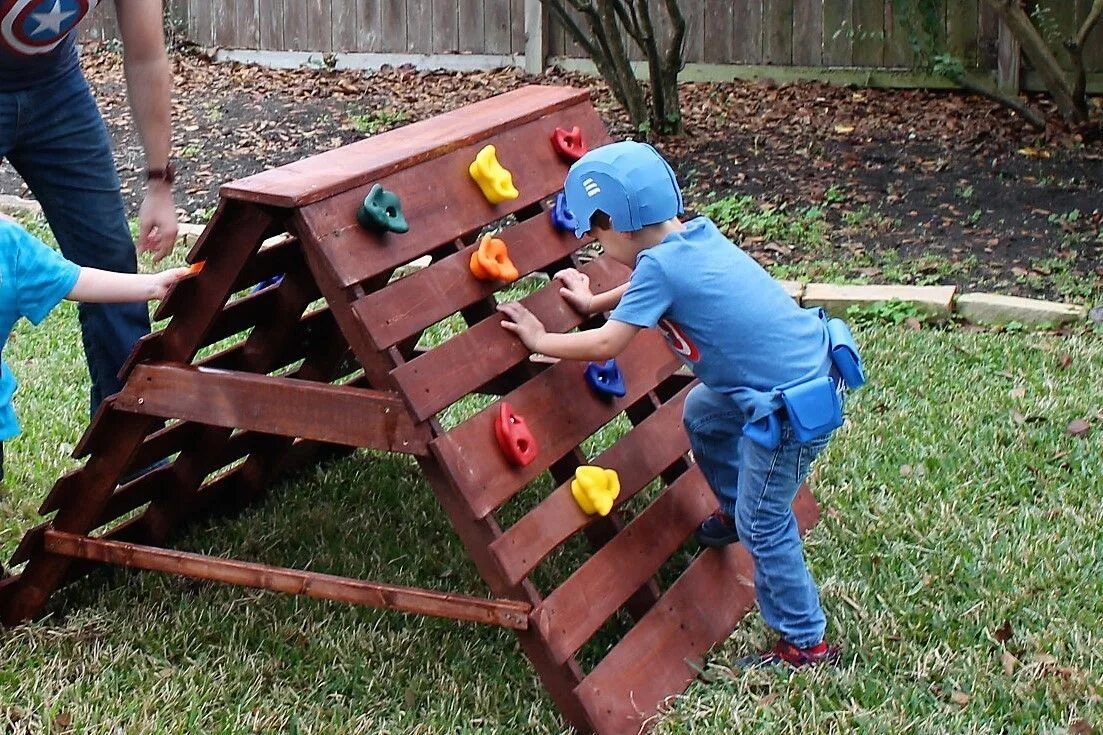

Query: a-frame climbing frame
0 85 820 734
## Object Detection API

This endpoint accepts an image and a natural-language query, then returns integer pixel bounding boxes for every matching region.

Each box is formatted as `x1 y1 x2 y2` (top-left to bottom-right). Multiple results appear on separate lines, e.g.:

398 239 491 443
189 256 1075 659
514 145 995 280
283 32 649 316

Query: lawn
0 224 1101 733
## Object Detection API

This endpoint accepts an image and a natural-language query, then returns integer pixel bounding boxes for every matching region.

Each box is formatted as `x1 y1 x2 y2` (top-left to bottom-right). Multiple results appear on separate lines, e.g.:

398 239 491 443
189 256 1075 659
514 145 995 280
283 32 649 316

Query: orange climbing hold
468 145 519 204
469 234 520 282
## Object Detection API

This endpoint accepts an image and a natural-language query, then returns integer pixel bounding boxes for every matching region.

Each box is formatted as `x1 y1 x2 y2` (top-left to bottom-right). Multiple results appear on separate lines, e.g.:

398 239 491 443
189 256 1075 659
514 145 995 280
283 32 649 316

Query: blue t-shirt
0 220 81 439
610 216 830 422
0 0 99 91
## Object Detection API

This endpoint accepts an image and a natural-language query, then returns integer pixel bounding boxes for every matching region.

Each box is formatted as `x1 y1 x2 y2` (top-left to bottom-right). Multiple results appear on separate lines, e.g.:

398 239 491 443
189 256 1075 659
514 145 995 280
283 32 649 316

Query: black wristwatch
146 161 176 184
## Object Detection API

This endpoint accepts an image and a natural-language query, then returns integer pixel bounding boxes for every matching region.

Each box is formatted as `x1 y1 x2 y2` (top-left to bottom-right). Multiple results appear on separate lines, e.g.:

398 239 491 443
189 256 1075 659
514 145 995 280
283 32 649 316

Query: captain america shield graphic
2 0 98 56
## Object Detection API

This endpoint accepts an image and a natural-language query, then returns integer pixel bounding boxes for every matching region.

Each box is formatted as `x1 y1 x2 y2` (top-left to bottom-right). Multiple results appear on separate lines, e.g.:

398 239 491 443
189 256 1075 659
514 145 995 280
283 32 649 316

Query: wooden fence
83 1 1103 74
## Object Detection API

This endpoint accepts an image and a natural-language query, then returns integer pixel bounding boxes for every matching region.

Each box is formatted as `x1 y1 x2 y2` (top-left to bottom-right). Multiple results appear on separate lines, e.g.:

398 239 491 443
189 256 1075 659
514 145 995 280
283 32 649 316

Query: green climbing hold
357 183 409 234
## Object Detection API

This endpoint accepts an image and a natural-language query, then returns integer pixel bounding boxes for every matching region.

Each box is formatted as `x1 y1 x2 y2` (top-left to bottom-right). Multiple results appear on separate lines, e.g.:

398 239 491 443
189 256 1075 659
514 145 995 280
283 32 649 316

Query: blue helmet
561 141 684 239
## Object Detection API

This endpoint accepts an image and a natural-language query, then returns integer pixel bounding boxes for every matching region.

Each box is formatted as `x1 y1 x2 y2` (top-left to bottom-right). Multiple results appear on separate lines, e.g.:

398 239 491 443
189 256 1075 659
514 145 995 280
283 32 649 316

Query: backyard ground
1 44 1100 304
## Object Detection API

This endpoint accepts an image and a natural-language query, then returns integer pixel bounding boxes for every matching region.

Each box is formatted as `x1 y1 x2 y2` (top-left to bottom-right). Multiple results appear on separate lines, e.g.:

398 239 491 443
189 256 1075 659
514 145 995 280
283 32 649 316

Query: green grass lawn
1 235 1101 733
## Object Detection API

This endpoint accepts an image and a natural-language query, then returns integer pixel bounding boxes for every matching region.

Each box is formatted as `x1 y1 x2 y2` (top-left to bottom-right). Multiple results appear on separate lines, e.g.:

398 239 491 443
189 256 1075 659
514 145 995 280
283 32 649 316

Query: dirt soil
3 44 1101 303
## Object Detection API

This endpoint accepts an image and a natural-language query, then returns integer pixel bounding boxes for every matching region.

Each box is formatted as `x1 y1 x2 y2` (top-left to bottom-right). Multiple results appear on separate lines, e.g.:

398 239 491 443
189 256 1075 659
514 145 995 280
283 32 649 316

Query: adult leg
735 426 831 648
7 67 150 414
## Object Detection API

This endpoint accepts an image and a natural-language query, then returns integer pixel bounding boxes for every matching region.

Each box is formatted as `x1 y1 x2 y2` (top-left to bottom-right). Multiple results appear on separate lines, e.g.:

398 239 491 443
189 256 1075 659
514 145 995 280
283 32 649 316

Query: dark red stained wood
113 364 430 454
354 212 590 349
43 531 531 630
296 104 608 290
430 330 682 520
221 86 591 208
490 386 692 587
533 468 714 666
575 485 821 735
392 256 631 422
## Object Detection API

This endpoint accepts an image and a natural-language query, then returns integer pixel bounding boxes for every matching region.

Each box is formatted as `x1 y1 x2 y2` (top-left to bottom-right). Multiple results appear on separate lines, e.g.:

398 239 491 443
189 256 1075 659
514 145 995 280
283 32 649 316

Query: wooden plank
432 0 459 52
490 386 691 587
703 0 735 64
114 364 430 454
356 0 383 51
333 0 358 51
822 0 853 65
284 0 308 50
762 0 794 65
851 0 884 66
732 0 765 63
575 485 821 734
221 85 593 208
515 0 529 58
534 469 714 665
946 0 978 67
191 0 212 46
430 330 682 519
793 0 824 66
392 256 630 421
682 0 704 64
997 17 1020 92
259 0 284 49
458 0 484 52
309 0 334 51
485 0 512 53
407 0 434 52
978 0 1000 70
43 531 531 629
883 0 912 68
353 213 585 350
297 101 608 288
381 0 408 52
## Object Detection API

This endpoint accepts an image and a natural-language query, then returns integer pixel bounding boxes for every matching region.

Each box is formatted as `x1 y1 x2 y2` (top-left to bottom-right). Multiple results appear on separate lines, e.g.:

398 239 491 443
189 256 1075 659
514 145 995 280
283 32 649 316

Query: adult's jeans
683 382 831 648
0 64 149 414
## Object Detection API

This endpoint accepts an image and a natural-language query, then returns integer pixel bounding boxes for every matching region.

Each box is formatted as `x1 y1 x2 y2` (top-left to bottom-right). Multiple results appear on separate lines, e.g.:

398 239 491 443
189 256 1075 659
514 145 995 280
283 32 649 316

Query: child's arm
554 268 629 315
497 301 639 362
67 266 193 303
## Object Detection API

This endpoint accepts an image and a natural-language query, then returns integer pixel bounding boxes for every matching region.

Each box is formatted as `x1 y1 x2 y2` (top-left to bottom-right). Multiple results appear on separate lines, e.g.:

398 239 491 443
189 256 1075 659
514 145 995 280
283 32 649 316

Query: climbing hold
549 192 578 233
187 261 206 275
584 359 627 399
356 183 409 234
571 465 620 516
469 234 520 282
551 126 588 162
494 402 537 467
251 274 284 294
469 145 519 205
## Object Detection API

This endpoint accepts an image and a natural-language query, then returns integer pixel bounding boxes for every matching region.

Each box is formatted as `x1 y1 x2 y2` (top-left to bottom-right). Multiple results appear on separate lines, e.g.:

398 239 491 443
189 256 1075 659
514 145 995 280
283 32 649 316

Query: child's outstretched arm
497 301 639 362
554 268 629 315
67 266 193 303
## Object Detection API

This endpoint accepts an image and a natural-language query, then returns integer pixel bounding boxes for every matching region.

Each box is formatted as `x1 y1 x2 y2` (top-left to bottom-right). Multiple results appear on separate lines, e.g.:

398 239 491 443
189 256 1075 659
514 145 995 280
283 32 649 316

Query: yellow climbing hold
469 144 519 204
570 465 620 517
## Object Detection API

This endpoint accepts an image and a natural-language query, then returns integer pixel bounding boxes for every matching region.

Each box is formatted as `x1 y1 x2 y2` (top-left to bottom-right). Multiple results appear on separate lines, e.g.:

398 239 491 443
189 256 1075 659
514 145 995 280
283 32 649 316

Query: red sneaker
738 639 841 669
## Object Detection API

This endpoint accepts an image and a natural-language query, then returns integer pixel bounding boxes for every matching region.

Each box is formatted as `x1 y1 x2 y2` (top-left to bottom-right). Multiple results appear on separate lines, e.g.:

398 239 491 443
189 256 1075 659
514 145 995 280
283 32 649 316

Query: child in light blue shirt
498 141 850 668
0 218 190 483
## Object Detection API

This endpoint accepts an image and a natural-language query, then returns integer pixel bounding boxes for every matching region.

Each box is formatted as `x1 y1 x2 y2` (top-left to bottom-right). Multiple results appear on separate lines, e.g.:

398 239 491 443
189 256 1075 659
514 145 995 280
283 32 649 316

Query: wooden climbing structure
0 86 820 734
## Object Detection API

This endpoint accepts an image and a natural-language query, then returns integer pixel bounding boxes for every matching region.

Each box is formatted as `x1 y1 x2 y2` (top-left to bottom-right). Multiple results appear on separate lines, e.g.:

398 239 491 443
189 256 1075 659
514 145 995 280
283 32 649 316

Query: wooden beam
42 531 530 630
114 364 430 454
524 0 545 73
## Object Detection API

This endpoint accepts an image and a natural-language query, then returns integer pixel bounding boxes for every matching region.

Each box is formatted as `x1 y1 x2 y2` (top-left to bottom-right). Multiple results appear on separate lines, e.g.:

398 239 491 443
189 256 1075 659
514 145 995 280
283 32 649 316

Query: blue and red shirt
0 0 100 91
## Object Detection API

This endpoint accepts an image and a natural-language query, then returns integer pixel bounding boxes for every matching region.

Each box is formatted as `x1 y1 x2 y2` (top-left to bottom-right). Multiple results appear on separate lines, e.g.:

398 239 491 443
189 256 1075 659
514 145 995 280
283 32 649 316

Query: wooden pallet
0 85 820 734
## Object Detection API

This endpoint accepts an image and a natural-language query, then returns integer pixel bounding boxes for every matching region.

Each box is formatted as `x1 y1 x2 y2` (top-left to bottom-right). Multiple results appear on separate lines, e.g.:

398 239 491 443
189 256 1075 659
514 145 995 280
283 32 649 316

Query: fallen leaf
1010 387 1026 399
1068 720 1094 735
950 690 970 706
994 620 1014 643
1057 354 1073 369
1001 650 1019 675
904 316 922 331
1067 419 1091 437
1011 410 1026 425
53 713 73 731
1017 146 1052 159
899 464 913 477
833 124 855 134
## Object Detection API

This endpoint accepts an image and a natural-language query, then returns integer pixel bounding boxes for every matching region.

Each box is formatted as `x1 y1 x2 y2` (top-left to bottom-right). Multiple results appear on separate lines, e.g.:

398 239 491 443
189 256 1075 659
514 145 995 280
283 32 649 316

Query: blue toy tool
549 192 578 233
585 359 627 399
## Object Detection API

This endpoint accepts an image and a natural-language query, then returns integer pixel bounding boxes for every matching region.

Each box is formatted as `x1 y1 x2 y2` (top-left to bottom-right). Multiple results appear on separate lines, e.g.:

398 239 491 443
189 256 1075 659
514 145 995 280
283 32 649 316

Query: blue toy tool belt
743 310 866 449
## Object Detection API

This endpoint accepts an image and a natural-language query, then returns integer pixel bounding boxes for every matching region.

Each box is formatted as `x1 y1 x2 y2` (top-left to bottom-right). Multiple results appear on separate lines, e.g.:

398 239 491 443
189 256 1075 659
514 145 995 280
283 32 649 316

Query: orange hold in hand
188 261 206 275
469 234 519 282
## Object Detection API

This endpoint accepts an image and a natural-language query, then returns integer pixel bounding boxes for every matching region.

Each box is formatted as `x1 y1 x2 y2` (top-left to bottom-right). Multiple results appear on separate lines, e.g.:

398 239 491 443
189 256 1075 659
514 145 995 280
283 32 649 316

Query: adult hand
554 267 593 314
497 301 547 352
137 181 178 263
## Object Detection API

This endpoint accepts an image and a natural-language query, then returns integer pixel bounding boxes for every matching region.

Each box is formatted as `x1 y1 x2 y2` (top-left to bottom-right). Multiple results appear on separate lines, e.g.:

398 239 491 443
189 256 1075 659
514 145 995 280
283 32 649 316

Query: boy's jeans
683 382 831 649
0 64 150 414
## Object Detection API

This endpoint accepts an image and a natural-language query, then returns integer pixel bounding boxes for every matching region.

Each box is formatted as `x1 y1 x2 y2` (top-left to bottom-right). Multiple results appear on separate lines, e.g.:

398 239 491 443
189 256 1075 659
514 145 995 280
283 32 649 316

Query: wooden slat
575 485 821 735
221 85 592 208
113 364 430 454
793 0 825 66
258 0 284 49
407 0 433 52
235 0 259 48
284 0 308 49
534 468 713 665
356 0 383 51
762 0 794 65
296 102 608 289
459 0 485 52
883 0 913 68
490 386 691 587
332 0 357 51
430 330 681 519
703 0 735 64
392 256 630 421
44 531 531 629
380 0 408 52
852 0 884 66
354 211 586 349
946 0 978 67
432 0 459 52
682 0 704 63
733 0 765 63
822 0 853 65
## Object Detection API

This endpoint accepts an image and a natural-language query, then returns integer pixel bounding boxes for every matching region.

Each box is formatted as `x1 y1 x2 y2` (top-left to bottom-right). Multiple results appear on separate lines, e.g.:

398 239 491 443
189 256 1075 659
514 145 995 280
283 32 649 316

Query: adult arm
115 0 178 262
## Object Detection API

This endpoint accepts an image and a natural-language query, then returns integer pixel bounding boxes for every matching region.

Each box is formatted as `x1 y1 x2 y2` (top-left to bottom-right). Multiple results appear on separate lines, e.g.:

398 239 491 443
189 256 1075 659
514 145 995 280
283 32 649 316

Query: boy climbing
498 140 863 667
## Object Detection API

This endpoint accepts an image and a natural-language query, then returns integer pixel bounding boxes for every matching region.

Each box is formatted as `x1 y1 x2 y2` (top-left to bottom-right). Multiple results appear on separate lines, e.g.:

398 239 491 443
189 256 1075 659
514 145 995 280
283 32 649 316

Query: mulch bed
3 43 1100 302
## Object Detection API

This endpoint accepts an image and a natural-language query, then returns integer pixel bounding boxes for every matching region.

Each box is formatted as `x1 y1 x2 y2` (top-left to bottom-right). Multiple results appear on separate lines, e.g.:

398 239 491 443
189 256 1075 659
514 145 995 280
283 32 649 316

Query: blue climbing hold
549 192 578 233
585 359 627 399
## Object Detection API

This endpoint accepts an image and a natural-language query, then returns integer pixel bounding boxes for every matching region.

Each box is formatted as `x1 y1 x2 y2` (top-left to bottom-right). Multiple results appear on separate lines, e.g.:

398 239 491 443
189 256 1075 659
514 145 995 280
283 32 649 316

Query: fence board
852 0 884 65
333 0 358 51
356 0 383 51
258 0 284 49
702 0 735 64
793 0 824 65
732 0 764 63
947 0 978 67
762 0 794 65
682 0 704 64
511 0 525 55
459 0 485 52
381 0 408 52
433 0 459 52
821 0 852 64
883 0 912 68
284 0 308 50
485 0 512 53
407 0 433 52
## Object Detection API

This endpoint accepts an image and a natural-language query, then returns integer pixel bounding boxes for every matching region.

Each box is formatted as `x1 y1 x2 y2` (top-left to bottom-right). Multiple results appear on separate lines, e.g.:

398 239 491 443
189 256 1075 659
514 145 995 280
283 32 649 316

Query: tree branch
1076 0 1103 49
954 71 1047 131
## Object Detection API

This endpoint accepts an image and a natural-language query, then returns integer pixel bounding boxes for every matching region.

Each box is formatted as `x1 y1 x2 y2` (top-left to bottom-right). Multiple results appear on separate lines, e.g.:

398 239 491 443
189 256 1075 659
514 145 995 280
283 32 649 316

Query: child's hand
497 301 547 352
148 267 193 300
554 268 593 314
